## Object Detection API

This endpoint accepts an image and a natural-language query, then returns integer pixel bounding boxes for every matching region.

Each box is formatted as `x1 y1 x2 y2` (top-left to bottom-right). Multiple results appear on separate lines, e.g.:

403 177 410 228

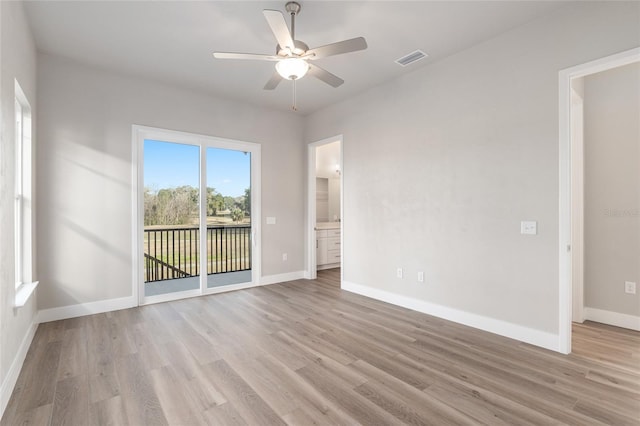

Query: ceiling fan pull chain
292 78 297 111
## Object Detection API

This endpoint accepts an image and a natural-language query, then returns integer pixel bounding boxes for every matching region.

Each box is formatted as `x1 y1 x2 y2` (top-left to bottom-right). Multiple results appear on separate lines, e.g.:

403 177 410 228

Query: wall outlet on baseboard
625 281 636 294
397 268 403 279
282 253 288 261
417 271 424 283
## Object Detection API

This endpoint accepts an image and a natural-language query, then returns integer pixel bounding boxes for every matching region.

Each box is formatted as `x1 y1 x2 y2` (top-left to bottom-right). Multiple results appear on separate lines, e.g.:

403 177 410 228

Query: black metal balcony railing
144 225 251 283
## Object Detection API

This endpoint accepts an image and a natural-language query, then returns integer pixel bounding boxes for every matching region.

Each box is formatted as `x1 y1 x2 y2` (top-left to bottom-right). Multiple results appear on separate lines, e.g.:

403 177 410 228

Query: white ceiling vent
395 50 428 67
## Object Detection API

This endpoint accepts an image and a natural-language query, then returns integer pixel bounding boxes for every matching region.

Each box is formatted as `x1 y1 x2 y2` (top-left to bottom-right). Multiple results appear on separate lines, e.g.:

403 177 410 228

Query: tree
144 185 199 226
223 196 236 211
144 187 159 226
206 187 225 216
231 208 244 223
243 187 251 216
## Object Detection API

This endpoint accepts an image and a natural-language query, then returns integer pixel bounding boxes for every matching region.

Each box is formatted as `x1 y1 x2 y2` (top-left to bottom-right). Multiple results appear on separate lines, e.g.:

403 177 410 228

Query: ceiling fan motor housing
277 40 309 57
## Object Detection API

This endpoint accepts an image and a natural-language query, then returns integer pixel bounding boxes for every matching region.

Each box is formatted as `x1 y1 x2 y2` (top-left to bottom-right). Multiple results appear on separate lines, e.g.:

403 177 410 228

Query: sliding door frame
132 125 261 306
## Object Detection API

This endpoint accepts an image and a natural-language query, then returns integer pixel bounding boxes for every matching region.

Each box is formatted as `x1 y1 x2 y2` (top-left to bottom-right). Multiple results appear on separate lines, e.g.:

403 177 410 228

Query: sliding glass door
206 147 252 288
143 140 201 297
135 126 260 304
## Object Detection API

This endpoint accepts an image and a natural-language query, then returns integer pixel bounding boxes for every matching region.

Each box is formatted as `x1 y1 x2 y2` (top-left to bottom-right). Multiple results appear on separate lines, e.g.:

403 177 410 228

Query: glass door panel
143 139 200 297
206 147 252 288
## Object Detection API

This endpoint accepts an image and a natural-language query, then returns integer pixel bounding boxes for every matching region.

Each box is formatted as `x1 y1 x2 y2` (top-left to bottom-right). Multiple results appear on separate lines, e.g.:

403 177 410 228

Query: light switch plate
266 217 276 225
625 281 636 294
521 221 537 235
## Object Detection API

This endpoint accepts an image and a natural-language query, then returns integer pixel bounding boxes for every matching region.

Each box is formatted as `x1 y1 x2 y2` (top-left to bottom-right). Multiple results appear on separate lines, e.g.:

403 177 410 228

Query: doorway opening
133 126 261 305
307 136 343 281
558 47 639 354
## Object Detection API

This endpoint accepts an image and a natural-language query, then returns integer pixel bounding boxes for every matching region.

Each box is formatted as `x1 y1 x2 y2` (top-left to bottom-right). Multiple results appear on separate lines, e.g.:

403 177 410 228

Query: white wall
36 54 305 311
584 62 640 318
304 1 640 342
0 0 38 416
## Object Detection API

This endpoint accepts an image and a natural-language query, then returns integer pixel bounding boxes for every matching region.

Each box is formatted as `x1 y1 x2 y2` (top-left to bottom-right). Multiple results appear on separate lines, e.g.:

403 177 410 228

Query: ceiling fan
213 1 367 110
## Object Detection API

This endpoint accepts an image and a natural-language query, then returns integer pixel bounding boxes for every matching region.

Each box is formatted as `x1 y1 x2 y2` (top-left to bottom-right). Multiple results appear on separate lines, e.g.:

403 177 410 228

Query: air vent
395 50 428 67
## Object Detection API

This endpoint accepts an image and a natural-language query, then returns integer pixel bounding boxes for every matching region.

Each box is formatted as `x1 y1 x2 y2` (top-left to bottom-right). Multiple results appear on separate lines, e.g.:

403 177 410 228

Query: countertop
315 222 341 230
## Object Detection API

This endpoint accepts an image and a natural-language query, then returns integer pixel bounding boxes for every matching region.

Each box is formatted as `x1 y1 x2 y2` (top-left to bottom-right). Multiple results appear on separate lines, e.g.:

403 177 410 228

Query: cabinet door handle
316 240 318 249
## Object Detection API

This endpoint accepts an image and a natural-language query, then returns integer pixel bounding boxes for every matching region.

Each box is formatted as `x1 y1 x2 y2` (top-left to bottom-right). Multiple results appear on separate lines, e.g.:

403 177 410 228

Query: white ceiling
24 1 568 115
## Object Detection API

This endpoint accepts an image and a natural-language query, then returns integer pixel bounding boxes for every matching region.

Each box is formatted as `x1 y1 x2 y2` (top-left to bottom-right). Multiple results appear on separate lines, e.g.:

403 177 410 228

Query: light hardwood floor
3 269 639 425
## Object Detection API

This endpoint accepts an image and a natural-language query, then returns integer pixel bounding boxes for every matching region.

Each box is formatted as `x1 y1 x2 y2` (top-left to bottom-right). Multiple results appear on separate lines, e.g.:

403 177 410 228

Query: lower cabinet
316 228 341 268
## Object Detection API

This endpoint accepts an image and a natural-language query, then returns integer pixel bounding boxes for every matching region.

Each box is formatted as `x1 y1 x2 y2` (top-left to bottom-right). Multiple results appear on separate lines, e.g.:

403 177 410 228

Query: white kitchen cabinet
316 230 328 265
316 228 341 269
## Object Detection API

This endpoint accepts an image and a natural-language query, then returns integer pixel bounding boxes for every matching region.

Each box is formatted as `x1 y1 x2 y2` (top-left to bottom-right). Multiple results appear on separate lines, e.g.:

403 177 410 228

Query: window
14 80 37 307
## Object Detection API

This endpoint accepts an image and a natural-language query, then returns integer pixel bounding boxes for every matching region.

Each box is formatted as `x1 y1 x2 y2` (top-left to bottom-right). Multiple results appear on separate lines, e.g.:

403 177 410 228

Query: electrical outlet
520 221 537 235
625 281 636 294
397 268 403 279
417 271 424 282
282 253 288 261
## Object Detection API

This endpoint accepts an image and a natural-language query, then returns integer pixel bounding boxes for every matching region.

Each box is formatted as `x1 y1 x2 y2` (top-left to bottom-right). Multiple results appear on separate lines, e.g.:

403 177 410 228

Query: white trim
199 145 207 295
585 308 640 331
132 126 142 305
0 320 38 419
37 295 137 323
34 271 303 322
260 270 306 286
558 47 640 355
343 281 560 352
134 272 305 305
570 78 585 324
317 263 340 271
14 281 38 308
306 145 317 280
306 135 343 281
14 80 35 302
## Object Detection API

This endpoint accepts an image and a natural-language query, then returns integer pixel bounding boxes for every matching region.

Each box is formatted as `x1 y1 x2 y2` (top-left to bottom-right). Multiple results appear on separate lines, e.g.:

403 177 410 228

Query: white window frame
14 80 38 307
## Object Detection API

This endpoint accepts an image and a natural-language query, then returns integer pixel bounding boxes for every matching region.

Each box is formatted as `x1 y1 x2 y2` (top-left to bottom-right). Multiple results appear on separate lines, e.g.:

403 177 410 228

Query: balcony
144 225 251 294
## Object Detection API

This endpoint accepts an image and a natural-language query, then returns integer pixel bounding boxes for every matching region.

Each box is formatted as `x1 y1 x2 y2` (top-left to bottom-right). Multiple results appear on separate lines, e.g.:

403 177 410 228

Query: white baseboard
37 295 137 324
37 272 306 323
317 263 340 271
0 320 38 419
260 271 306 286
342 281 560 353
585 307 640 331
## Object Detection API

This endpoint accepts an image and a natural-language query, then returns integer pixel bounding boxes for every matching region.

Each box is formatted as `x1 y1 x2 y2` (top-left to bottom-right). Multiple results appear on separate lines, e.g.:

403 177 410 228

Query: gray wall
305 1 640 335
0 0 38 407
584 63 640 316
36 54 305 310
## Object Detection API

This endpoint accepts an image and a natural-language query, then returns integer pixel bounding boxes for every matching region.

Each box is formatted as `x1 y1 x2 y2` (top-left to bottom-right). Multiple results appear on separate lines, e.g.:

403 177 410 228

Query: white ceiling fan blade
308 64 344 88
307 37 367 59
213 52 281 61
264 72 283 90
263 10 294 50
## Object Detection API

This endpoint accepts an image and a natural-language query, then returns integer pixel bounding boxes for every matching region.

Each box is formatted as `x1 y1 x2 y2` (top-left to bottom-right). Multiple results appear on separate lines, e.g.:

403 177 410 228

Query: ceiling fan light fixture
276 57 309 80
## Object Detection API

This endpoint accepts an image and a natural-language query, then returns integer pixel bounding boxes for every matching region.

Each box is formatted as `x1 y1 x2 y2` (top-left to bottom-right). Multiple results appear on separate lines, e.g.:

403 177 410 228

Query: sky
144 139 251 197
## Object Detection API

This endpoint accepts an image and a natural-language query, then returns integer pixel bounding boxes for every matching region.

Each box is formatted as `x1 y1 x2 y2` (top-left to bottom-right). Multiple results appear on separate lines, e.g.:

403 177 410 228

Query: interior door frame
306 135 343 281
132 125 261 306
558 47 640 354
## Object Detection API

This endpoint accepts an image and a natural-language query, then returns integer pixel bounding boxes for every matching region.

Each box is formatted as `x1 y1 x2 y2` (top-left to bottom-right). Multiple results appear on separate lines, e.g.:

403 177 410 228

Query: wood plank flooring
3 268 640 425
